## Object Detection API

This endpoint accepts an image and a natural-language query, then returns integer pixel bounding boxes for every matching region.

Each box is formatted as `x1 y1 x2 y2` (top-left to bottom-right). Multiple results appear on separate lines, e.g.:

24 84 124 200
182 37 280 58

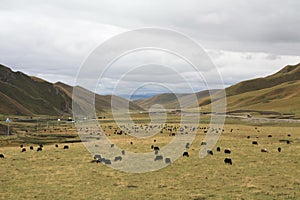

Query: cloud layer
1 0 299 98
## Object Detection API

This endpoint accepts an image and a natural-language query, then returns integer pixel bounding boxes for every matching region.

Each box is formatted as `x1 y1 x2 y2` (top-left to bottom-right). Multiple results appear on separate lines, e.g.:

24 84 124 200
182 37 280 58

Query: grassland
0 115 300 200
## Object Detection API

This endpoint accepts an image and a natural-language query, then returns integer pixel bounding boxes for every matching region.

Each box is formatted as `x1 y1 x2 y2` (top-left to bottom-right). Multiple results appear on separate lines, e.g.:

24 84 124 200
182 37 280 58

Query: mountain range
0 63 299 118
134 63 300 118
0 64 143 116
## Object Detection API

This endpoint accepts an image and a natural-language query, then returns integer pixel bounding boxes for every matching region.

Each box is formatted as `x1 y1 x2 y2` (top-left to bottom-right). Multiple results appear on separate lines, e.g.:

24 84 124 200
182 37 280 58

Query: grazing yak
103 159 112 165
201 141 207 146
21 148 26 152
216 147 221 152
117 131 122 135
252 141 258 145
37 147 42 151
153 146 160 151
278 147 282 152
0 154 4 158
154 155 163 161
97 158 112 165
185 143 190 149
224 149 231 154
183 152 189 157
207 150 213 155
261 148 268 153
114 156 122 162
224 158 232 165
121 150 126 155
96 158 103 163
63 145 69 149
94 154 101 160
165 158 171 164
30 146 34 150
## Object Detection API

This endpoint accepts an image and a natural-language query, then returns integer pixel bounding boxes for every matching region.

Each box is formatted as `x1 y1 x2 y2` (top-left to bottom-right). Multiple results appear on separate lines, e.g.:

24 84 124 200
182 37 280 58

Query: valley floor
0 121 300 199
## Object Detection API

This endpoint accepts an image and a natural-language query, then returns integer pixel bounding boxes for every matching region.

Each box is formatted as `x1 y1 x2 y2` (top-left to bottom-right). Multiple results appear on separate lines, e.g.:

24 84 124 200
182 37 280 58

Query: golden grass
226 80 300 114
0 122 300 199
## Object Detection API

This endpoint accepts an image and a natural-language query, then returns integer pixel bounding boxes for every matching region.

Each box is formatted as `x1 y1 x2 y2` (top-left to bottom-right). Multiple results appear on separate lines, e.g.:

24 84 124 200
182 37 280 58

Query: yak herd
89 124 291 166
0 124 293 168
0 144 70 160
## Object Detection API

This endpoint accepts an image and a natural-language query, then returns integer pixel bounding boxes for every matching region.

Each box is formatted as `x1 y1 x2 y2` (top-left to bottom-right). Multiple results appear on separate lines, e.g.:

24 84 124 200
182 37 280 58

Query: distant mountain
226 63 300 96
200 63 300 118
0 64 71 116
223 79 300 117
134 63 300 118
0 64 143 116
134 90 220 109
1 62 299 118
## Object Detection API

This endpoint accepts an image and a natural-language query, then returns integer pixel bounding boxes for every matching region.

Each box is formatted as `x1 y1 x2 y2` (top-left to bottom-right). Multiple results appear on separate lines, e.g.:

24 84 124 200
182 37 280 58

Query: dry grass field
0 117 300 200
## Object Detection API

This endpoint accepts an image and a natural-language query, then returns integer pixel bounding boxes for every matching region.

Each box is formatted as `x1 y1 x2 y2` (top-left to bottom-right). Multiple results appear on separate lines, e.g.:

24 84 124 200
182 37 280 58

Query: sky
1 0 300 99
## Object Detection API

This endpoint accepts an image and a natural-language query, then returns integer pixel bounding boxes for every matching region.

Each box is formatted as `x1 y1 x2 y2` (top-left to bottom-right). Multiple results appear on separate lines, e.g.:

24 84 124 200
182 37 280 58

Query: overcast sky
1 0 300 98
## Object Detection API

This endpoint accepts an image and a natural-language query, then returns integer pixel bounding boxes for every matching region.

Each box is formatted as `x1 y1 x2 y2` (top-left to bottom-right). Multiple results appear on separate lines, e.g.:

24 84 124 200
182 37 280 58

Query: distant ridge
200 63 300 118
134 90 220 109
1 62 299 117
225 63 300 96
0 64 71 115
0 64 143 116
134 63 300 118
55 82 143 113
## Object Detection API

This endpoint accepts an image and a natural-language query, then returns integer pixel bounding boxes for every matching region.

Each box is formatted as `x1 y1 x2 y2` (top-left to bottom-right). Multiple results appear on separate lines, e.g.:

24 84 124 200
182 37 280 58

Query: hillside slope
55 82 144 112
0 64 71 116
1 62 299 117
198 80 300 118
134 90 220 109
0 64 143 116
135 63 300 118
226 63 300 96
199 63 300 118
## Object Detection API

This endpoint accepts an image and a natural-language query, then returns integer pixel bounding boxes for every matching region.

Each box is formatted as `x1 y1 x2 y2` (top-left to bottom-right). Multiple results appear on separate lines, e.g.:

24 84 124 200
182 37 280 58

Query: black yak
224 149 231 154
224 158 232 165
154 155 163 161
183 152 189 157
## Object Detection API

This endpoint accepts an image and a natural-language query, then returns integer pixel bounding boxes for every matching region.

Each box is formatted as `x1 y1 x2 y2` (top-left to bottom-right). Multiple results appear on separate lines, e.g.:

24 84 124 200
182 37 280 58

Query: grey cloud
0 0 299 96
265 54 281 61
3 0 300 54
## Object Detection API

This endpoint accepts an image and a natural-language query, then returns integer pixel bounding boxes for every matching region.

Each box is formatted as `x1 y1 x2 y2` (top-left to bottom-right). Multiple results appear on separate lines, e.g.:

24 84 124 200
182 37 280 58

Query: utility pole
6 118 11 136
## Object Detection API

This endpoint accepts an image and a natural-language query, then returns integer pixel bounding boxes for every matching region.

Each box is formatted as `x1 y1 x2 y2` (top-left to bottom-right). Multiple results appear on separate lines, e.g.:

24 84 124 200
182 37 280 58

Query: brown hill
1 62 299 117
226 63 300 96
134 90 220 109
0 64 143 116
134 63 300 118
199 63 300 118
0 64 71 116
225 80 300 116
55 82 144 113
